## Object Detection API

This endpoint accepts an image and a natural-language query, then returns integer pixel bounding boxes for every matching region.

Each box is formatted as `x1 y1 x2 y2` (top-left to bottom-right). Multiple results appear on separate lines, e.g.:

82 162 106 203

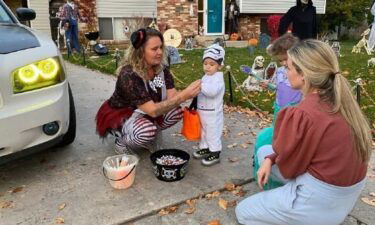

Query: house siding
240 0 326 14
28 0 51 37
96 0 157 18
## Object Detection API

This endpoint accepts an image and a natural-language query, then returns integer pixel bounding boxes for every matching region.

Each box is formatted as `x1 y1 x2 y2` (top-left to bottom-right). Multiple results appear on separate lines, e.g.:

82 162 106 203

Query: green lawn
64 41 375 129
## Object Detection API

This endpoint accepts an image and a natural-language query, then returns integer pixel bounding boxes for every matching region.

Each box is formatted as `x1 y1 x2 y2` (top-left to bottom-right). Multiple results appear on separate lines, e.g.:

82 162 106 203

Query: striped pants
114 107 182 151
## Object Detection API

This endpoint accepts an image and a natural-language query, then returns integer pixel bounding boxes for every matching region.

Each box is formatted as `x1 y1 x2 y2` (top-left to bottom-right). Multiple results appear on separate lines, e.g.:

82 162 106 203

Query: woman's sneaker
115 139 137 156
201 152 221 166
193 148 210 159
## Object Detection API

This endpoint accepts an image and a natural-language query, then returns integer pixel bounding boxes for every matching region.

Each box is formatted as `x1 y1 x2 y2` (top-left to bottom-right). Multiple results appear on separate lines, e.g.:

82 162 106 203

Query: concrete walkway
0 62 374 225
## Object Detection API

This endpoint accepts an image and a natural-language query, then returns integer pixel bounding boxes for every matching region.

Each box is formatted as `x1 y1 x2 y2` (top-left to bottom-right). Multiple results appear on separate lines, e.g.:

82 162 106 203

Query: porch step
224 40 248 48
203 40 248 48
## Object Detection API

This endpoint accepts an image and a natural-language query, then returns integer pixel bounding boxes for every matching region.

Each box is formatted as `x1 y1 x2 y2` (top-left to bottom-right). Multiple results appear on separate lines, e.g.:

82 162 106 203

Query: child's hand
260 80 269 89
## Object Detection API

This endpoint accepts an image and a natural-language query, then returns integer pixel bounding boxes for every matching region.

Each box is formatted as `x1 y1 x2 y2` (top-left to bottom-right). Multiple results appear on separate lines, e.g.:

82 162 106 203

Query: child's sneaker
193 148 210 159
201 152 221 166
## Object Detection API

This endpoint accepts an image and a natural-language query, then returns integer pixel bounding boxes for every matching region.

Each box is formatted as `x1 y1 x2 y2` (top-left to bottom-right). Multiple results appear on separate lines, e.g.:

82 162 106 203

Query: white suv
0 1 76 162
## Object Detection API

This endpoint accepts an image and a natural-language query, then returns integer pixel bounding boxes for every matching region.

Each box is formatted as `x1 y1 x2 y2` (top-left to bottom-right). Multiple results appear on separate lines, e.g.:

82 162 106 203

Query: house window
197 0 204 30
98 18 113 40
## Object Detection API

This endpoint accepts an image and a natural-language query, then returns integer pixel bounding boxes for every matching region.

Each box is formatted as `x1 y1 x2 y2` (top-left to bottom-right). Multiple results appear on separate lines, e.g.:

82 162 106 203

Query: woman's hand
257 158 272 190
181 80 201 101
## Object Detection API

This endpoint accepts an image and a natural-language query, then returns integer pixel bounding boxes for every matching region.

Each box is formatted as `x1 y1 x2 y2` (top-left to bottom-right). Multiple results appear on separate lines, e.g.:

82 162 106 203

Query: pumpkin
248 32 258 46
230 33 239 41
248 38 258 46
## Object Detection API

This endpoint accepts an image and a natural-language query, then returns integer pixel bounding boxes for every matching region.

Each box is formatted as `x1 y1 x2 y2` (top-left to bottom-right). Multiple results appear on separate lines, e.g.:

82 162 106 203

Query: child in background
263 33 302 117
254 34 302 189
193 44 225 166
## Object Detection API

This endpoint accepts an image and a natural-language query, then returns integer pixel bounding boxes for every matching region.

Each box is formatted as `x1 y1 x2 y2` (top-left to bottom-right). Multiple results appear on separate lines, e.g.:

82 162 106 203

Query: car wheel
56 84 76 147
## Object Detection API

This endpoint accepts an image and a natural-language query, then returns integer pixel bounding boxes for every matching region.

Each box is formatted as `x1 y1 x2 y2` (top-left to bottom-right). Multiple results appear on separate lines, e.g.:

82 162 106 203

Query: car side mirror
16 8 36 21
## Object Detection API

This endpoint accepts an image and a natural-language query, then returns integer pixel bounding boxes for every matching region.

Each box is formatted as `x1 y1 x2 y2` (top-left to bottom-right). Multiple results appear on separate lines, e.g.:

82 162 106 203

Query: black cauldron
84 31 99 41
150 149 190 182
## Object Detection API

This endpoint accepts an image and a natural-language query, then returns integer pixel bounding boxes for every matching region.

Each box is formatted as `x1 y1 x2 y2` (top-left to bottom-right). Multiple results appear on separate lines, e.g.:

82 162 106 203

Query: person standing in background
60 0 81 54
225 0 240 35
278 0 317 40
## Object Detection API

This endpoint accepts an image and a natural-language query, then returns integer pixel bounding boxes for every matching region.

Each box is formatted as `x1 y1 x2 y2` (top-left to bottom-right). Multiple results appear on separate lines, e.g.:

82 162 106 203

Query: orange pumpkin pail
181 97 201 141
248 32 258 46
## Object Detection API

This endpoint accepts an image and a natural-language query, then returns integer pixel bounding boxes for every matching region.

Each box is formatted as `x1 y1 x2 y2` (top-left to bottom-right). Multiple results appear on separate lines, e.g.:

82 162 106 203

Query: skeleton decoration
265 62 277 80
199 26 204 36
331 41 341 57
184 37 193 51
368 58 375 67
252 56 265 79
241 71 261 92
240 56 265 92
352 29 372 55
161 167 177 180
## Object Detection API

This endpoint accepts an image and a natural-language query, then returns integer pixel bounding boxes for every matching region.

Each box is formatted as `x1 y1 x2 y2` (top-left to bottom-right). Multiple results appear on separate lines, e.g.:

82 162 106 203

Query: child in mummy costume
193 44 225 166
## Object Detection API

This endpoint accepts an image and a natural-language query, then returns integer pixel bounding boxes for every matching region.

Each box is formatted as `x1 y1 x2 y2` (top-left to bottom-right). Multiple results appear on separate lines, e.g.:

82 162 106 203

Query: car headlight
12 57 65 93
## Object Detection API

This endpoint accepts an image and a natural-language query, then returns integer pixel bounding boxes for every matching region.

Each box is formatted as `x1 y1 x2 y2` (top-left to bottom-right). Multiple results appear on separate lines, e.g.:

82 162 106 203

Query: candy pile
156 155 187 166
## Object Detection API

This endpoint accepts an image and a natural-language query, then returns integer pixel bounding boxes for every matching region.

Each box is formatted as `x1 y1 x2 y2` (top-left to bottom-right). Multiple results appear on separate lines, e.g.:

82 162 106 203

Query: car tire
56 84 76 147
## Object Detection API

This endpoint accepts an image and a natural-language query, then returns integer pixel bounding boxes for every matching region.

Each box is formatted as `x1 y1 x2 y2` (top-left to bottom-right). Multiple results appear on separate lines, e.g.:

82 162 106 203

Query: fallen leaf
361 197 375 206
184 207 195 214
158 206 178 216
224 183 236 191
218 198 228 210
10 186 25 194
55 217 65 224
206 220 220 225
0 201 13 208
228 157 239 163
206 191 220 200
240 143 248 149
186 199 196 207
58 203 66 210
237 132 245 136
212 191 220 197
227 143 238 149
232 189 247 197
342 70 350 75
205 193 213 200
184 199 196 214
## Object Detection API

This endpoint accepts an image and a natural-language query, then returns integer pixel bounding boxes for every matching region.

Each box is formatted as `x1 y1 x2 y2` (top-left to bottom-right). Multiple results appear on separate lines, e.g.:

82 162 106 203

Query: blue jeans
65 20 80 54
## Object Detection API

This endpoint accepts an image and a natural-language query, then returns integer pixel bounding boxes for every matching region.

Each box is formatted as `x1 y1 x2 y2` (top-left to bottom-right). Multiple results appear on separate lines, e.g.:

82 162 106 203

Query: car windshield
0 3 14 23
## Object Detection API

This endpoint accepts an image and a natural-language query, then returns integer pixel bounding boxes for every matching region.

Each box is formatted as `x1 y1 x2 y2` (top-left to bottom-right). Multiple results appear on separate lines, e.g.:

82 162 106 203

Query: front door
205 0 224 35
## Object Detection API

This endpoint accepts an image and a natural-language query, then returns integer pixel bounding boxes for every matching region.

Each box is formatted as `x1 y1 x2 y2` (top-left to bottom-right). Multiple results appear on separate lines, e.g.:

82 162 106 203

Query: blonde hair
287 39 372 162
116 29 165 80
